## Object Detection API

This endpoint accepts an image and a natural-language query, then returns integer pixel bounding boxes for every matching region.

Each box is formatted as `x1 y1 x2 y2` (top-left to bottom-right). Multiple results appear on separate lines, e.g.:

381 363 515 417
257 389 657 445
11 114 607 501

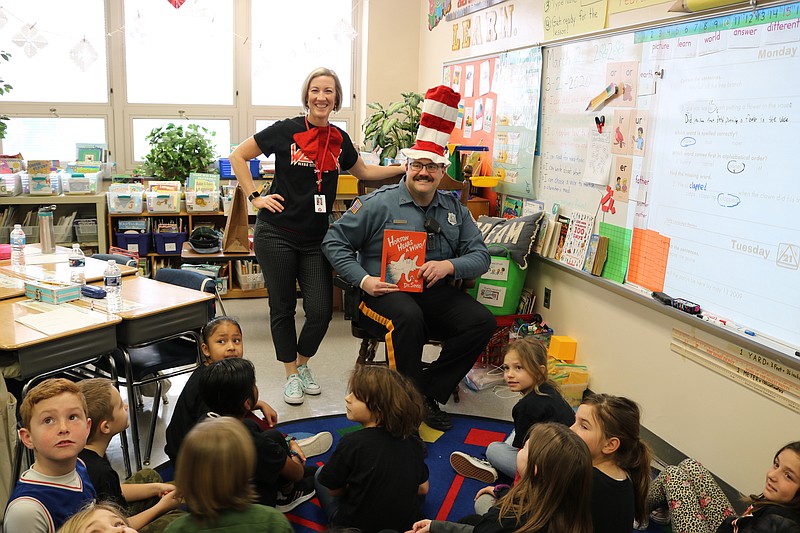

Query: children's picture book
553 214 571 260
501 195 523 218
546 219 562 258
583 234 601 273
559 210 596 268
147 181 182 192
76 143 108 163
380 230 427 292
187 172 220 192
532 215 550 256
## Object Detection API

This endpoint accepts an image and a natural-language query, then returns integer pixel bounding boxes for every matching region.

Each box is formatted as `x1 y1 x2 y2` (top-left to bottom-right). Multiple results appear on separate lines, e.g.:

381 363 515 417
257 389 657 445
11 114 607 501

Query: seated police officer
322 85 495 431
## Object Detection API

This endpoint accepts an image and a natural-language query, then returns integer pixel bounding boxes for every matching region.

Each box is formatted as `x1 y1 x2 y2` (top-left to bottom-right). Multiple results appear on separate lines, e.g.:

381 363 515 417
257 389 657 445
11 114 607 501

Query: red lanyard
305 117 332 193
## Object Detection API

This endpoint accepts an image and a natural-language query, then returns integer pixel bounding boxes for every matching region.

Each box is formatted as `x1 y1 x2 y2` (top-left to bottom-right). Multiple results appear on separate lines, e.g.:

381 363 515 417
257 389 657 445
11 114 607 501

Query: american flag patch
349 198 362 214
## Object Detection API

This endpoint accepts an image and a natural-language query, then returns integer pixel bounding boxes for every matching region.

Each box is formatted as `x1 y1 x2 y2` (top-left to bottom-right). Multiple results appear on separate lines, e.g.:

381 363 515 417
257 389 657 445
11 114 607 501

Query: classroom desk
0 245 137 300
0 295 121 380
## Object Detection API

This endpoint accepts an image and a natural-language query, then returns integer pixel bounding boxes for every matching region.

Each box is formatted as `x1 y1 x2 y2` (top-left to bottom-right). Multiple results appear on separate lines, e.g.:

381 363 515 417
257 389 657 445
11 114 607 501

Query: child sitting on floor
410 423 593 533
570 393 652 532
198 357 317 512
647 441 800 532
164 417 293 533
315 365 429 532
164 316 278 463
77 378 182 532
5 379 96 533
450 337 575 482
57 501 136 533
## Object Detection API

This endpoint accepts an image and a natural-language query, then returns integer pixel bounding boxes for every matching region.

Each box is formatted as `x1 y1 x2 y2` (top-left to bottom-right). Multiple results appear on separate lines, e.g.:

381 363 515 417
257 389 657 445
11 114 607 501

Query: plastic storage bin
218 158 260 178
153 232 187 255
186 191 220 212
54 225 73 244
234 268 265 291
0 173 22 196
337 174 358 195
63 171 101 194
468 248 526 316
146 191 181 213
108 192 144 214
75 220 99 243
27 172 62 195
115 232 152 255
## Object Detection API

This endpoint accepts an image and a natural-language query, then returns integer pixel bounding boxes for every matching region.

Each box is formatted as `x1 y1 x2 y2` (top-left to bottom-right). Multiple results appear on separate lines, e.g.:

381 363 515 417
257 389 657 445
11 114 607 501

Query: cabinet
0 193 107 252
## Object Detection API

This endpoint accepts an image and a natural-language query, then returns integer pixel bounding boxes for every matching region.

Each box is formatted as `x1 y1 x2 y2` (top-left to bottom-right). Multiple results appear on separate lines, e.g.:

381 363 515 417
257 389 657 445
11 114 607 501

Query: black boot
423 396 453 431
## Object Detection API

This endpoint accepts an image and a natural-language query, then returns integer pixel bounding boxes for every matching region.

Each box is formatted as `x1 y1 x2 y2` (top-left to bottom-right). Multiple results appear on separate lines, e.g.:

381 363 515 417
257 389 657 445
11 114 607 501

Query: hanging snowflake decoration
332 19 357 45
0 8 8 31
70 39 98 72
12 24 48 58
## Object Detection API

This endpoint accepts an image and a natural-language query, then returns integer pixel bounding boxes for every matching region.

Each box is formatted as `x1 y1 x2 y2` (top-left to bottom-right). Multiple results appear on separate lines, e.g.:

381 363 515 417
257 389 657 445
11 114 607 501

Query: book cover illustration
553 214 571 260
501 195 523 218
583 234 601 273
560 210 596 268
380 229 427 292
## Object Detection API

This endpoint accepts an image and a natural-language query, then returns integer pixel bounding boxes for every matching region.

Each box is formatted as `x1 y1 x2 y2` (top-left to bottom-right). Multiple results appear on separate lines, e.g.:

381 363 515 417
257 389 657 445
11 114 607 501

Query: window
3 118 106 161
0 0 108 103
250 0 354 108
124 1 234 105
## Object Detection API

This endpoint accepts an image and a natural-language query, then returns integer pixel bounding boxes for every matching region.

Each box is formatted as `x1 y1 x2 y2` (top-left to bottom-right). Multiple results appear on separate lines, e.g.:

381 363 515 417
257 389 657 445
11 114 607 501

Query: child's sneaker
297 431 333 458
649 507 671 525
284 374 304 405
450 451 498 483
297 364 321 395
275 476 316 512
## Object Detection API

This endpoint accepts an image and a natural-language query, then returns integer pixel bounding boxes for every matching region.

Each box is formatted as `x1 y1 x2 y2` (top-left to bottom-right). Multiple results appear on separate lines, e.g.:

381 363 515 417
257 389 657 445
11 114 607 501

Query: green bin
468 247 527 316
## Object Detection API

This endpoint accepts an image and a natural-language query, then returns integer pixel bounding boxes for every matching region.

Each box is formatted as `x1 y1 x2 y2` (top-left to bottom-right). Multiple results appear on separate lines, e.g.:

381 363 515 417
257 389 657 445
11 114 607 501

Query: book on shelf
380 229 426 292
582 234 601 273
591 236 610 276
559 210 595 268
501 195 523 219
553 214 571 261
75 143 108 163
545 219 562 258
147 181 182 192
517 287 536 314
187 173 220 192
532 215 550 256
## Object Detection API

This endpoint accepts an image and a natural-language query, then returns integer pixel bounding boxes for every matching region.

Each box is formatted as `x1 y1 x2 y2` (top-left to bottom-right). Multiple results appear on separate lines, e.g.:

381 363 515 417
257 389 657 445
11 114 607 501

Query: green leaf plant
0 51 13 140
361 91 423 164
141 123 218 182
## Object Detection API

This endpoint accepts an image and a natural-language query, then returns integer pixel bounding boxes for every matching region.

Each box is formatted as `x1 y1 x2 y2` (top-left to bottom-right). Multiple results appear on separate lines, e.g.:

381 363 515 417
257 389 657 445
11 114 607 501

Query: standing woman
230 67 404 406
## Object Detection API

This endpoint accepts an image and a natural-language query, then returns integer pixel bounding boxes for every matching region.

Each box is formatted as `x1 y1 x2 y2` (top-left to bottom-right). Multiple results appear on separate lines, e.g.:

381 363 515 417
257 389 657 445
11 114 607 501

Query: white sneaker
283 374 304 405
450 451 499 483
297 431 333 458
297 364 321 395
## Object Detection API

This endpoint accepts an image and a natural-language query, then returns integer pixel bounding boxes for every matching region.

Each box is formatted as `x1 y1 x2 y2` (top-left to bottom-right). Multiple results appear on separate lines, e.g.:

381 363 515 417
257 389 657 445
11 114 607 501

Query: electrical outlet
544 287 551 309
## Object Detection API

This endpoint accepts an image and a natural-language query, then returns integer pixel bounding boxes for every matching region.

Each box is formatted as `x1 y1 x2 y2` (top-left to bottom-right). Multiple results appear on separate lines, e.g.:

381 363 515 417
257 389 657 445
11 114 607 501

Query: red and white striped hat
401 85 461 167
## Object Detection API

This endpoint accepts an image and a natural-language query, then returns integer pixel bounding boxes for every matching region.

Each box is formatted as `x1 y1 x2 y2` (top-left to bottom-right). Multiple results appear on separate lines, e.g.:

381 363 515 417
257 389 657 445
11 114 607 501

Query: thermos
38 205 57 254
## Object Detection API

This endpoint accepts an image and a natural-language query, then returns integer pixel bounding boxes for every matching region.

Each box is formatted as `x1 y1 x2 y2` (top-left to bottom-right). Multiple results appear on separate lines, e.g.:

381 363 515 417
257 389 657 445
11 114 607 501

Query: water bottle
10 224 26 269
68 244 86 284
104 260 123 313
38 205 57 254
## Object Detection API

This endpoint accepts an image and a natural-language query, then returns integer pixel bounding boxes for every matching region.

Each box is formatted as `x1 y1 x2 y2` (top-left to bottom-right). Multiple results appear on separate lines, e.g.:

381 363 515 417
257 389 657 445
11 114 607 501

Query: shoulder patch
349 198 363 214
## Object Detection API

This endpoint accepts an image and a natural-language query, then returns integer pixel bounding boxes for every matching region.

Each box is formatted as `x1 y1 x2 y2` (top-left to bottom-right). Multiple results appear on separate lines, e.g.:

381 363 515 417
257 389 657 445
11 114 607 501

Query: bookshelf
0 193 107 252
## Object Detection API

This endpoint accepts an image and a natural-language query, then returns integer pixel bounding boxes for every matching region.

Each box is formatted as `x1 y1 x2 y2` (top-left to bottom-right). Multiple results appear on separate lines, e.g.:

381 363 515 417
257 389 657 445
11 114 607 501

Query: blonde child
5 379 95 533
450 338 575 482
57 502 136 533
77 378 182 532
570 393 652 532
316 365 429 532
164 417 293 532
647 441 800 532
409 423 593 533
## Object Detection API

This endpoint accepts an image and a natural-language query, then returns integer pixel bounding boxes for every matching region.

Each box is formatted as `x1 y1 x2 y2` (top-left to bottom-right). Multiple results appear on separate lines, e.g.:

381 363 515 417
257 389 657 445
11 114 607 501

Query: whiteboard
535 2 800 355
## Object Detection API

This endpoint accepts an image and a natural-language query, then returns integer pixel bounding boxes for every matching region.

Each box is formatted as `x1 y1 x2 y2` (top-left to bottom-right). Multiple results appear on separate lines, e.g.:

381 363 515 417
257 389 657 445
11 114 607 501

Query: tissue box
547 335 577 362
24 280 82 305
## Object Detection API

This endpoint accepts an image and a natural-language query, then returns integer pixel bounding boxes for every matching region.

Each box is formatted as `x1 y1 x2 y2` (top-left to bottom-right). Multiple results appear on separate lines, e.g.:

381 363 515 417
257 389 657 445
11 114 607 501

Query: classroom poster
445 55 498 150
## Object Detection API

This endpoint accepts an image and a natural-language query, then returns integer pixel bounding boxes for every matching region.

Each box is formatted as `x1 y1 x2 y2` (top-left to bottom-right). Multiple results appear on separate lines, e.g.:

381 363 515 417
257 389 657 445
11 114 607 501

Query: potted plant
141 123 217 182
0 50 12 140
362 91 423 164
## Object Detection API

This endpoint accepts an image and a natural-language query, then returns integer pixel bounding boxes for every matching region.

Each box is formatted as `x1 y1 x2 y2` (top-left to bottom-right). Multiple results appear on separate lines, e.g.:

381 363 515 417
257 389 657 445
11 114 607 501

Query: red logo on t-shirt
290 144 315 167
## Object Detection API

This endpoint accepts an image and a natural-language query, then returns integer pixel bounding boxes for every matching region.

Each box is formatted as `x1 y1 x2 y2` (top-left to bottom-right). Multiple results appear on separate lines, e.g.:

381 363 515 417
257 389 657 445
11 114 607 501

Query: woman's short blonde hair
301 67 343 112
174 416 257 522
